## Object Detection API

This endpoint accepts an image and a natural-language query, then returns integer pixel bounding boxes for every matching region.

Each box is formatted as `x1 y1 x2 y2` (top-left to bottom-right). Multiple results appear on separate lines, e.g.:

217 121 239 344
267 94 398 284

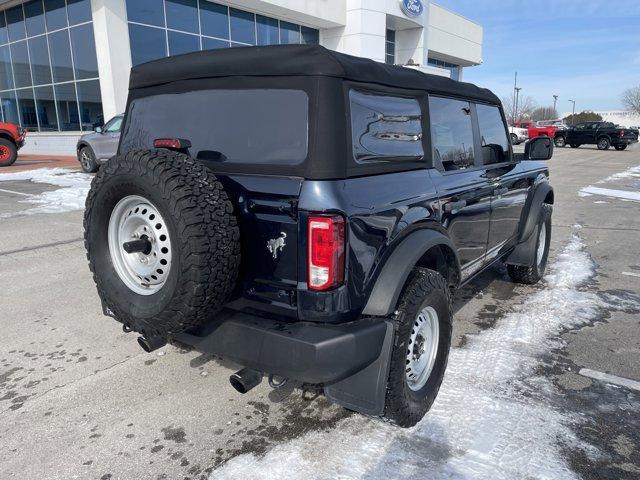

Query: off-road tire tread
382 268 452 427
507 204 552 284
84 149 240 337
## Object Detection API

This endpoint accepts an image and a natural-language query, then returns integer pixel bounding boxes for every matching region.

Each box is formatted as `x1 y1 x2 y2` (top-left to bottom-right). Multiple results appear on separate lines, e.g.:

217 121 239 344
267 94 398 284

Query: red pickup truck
515 121 558 140
0 122 26 167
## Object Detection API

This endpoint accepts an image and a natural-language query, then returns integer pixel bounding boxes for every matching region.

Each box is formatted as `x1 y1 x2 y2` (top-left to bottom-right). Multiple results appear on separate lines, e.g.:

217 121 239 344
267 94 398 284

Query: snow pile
0 168 92 216
210 234 604 480
580 164 640 201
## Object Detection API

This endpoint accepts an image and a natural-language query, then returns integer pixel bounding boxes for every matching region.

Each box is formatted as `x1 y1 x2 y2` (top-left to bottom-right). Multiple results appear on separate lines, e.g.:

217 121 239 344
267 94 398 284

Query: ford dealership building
0 0 483 154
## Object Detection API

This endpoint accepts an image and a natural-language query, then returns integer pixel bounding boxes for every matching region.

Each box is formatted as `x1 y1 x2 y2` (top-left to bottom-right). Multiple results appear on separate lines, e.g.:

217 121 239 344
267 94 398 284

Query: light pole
553 95 558 113
514 87 522 124
568 99 576 124
512 71 518 125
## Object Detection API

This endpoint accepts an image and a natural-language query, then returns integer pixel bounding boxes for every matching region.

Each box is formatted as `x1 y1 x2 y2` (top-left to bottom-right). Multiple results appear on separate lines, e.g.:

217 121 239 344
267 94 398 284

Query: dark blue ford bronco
84 45 554 427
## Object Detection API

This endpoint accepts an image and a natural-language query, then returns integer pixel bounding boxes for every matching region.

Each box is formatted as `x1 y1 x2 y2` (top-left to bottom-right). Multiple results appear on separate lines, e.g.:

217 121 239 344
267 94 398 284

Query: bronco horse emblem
267 232 287 259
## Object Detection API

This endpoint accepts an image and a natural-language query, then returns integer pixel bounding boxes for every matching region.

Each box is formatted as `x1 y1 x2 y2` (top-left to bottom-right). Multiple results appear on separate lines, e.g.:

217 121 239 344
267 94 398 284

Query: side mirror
94 125 103 133
515 136 553 162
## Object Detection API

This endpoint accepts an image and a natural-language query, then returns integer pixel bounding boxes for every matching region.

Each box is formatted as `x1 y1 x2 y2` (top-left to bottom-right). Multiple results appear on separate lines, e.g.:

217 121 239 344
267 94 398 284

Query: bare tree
622 85 640 114
502 94 537 125
530 106 559 122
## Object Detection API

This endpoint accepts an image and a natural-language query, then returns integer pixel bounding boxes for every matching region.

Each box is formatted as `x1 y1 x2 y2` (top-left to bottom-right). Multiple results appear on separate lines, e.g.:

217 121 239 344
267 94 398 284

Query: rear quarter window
349 89 423 163
120 89 308 165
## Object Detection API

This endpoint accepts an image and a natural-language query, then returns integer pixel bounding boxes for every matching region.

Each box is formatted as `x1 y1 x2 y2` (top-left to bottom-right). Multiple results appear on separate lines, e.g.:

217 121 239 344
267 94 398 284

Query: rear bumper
613 138 638 146
172 310 389 384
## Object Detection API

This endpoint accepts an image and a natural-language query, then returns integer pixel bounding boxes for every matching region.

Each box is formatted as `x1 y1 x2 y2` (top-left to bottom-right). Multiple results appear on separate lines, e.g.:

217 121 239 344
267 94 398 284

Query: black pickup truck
84 45 554 427
554 121 639 150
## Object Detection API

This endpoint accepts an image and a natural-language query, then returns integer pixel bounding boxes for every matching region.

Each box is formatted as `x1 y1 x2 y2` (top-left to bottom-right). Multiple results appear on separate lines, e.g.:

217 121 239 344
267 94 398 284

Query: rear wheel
554 135 566 148
614 145 627 151
0 138 18 167
507 204 552 285
78 146 99 173
597 137 610 150
510 133 519 145
382 268 452 427
84 149 240 338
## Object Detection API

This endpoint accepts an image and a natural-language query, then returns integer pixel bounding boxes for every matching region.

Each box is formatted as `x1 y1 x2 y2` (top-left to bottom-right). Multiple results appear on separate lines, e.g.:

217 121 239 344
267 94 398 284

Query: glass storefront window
127 1 320 66
24 0 46 37
200 2 227 39
166 0 198 34
34 85 58 130
0 0 101 131
168 30 199 56
128 24 167 66
45 0 67 31
6 6 26 42
28 35 52 85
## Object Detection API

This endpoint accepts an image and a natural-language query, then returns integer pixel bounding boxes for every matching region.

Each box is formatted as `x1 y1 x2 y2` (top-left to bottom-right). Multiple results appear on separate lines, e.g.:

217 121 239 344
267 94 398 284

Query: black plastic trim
362 228 459 317
171 310 388 384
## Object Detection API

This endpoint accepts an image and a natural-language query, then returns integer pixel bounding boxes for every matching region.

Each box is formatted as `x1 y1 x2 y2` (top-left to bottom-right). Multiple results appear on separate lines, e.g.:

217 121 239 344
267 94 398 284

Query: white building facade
0 0 483 155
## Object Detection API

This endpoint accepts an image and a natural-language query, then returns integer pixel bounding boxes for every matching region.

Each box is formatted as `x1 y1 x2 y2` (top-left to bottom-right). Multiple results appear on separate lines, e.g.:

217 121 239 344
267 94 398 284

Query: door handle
493 186 508 196
443 199 467 213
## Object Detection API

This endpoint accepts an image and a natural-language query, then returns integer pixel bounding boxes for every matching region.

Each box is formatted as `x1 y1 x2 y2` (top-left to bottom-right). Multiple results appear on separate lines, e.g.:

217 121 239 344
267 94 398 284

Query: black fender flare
506 180 553 266
362 228 459 317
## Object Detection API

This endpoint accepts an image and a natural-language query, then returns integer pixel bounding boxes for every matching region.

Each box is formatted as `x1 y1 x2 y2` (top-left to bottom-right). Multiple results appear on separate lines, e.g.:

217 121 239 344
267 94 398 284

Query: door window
476 104 510 165
429 96 475 171
104 116 123 132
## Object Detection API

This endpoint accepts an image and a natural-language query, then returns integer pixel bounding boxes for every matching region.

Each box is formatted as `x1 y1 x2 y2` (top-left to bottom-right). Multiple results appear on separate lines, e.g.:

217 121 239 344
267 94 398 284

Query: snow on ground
0 168 92 217
580 164 640 201
210 233 614 480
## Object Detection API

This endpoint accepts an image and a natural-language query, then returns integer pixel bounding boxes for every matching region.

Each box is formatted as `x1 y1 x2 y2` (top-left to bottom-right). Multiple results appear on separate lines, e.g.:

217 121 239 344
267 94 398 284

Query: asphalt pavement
0 144 639 480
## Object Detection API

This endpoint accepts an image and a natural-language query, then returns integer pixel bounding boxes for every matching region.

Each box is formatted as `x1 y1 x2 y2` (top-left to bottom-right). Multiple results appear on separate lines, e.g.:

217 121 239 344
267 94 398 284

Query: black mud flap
324 321 394 416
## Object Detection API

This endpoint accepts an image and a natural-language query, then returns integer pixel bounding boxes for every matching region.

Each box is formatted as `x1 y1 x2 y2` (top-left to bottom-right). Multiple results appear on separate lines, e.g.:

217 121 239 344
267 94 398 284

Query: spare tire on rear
84 149 240 338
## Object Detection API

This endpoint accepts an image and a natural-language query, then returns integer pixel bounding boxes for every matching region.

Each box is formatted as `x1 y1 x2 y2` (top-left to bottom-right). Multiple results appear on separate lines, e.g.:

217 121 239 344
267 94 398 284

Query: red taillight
308 214 345 291
153 138 191 149
619 130 625 138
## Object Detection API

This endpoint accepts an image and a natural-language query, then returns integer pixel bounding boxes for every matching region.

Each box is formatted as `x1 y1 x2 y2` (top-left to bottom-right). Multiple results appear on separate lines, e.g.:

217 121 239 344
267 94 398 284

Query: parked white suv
509 126 528 145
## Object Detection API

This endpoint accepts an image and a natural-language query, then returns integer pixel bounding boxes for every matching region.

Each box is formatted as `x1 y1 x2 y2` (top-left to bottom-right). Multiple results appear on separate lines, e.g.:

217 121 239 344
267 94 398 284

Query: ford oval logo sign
400 0 424 18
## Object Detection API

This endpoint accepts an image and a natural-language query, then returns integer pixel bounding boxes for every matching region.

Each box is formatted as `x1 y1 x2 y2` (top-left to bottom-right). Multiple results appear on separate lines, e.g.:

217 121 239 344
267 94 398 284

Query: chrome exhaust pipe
229 368 263 394
137 335 167 353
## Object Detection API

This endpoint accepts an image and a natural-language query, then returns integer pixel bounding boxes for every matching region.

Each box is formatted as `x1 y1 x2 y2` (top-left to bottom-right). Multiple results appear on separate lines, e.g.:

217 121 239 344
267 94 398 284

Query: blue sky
435 0 640 112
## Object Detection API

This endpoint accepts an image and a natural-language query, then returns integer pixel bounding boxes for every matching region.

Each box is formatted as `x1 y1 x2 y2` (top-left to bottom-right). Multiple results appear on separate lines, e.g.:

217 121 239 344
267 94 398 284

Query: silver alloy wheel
108 195 172 295
555 136 565 147
406 306 440 391
537 222 547 267
80 150 92 170
598 138 608 149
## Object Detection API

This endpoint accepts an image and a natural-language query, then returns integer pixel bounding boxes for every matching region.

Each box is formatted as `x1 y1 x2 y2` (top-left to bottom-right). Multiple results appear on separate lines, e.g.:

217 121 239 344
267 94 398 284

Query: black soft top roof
129 44 499 105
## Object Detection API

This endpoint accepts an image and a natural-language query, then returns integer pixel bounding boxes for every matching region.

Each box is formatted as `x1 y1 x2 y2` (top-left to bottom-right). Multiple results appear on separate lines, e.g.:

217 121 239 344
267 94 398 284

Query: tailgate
217 175 303 316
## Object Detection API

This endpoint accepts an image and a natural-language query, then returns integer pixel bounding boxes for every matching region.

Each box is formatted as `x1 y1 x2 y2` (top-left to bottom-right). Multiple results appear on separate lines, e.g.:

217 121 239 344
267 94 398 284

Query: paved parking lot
1 145 639 480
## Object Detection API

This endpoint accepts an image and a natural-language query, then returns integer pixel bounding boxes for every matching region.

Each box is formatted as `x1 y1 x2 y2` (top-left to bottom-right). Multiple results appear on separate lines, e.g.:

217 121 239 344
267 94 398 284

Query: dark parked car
84 45 554 427
554 121 639 150
76 114 123 172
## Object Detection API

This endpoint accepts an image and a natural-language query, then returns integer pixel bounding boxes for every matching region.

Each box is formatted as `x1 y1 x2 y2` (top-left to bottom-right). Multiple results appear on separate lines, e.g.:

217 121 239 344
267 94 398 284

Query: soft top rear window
120 89 308 165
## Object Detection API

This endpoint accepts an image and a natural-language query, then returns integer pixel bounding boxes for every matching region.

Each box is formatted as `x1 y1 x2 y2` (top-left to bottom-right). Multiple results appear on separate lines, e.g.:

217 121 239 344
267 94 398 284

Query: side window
104 116 123 132
575 124 586 130
349 89 423 163
476 103 510 165
429 96 475 171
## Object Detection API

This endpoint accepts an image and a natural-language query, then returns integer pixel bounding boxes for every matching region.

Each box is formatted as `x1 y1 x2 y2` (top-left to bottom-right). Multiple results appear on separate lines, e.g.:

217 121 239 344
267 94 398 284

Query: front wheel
507 204 552 284
0 138 18 167
554 135 566 148
382 268 452 428
597 137 610 150
614 145 627 151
